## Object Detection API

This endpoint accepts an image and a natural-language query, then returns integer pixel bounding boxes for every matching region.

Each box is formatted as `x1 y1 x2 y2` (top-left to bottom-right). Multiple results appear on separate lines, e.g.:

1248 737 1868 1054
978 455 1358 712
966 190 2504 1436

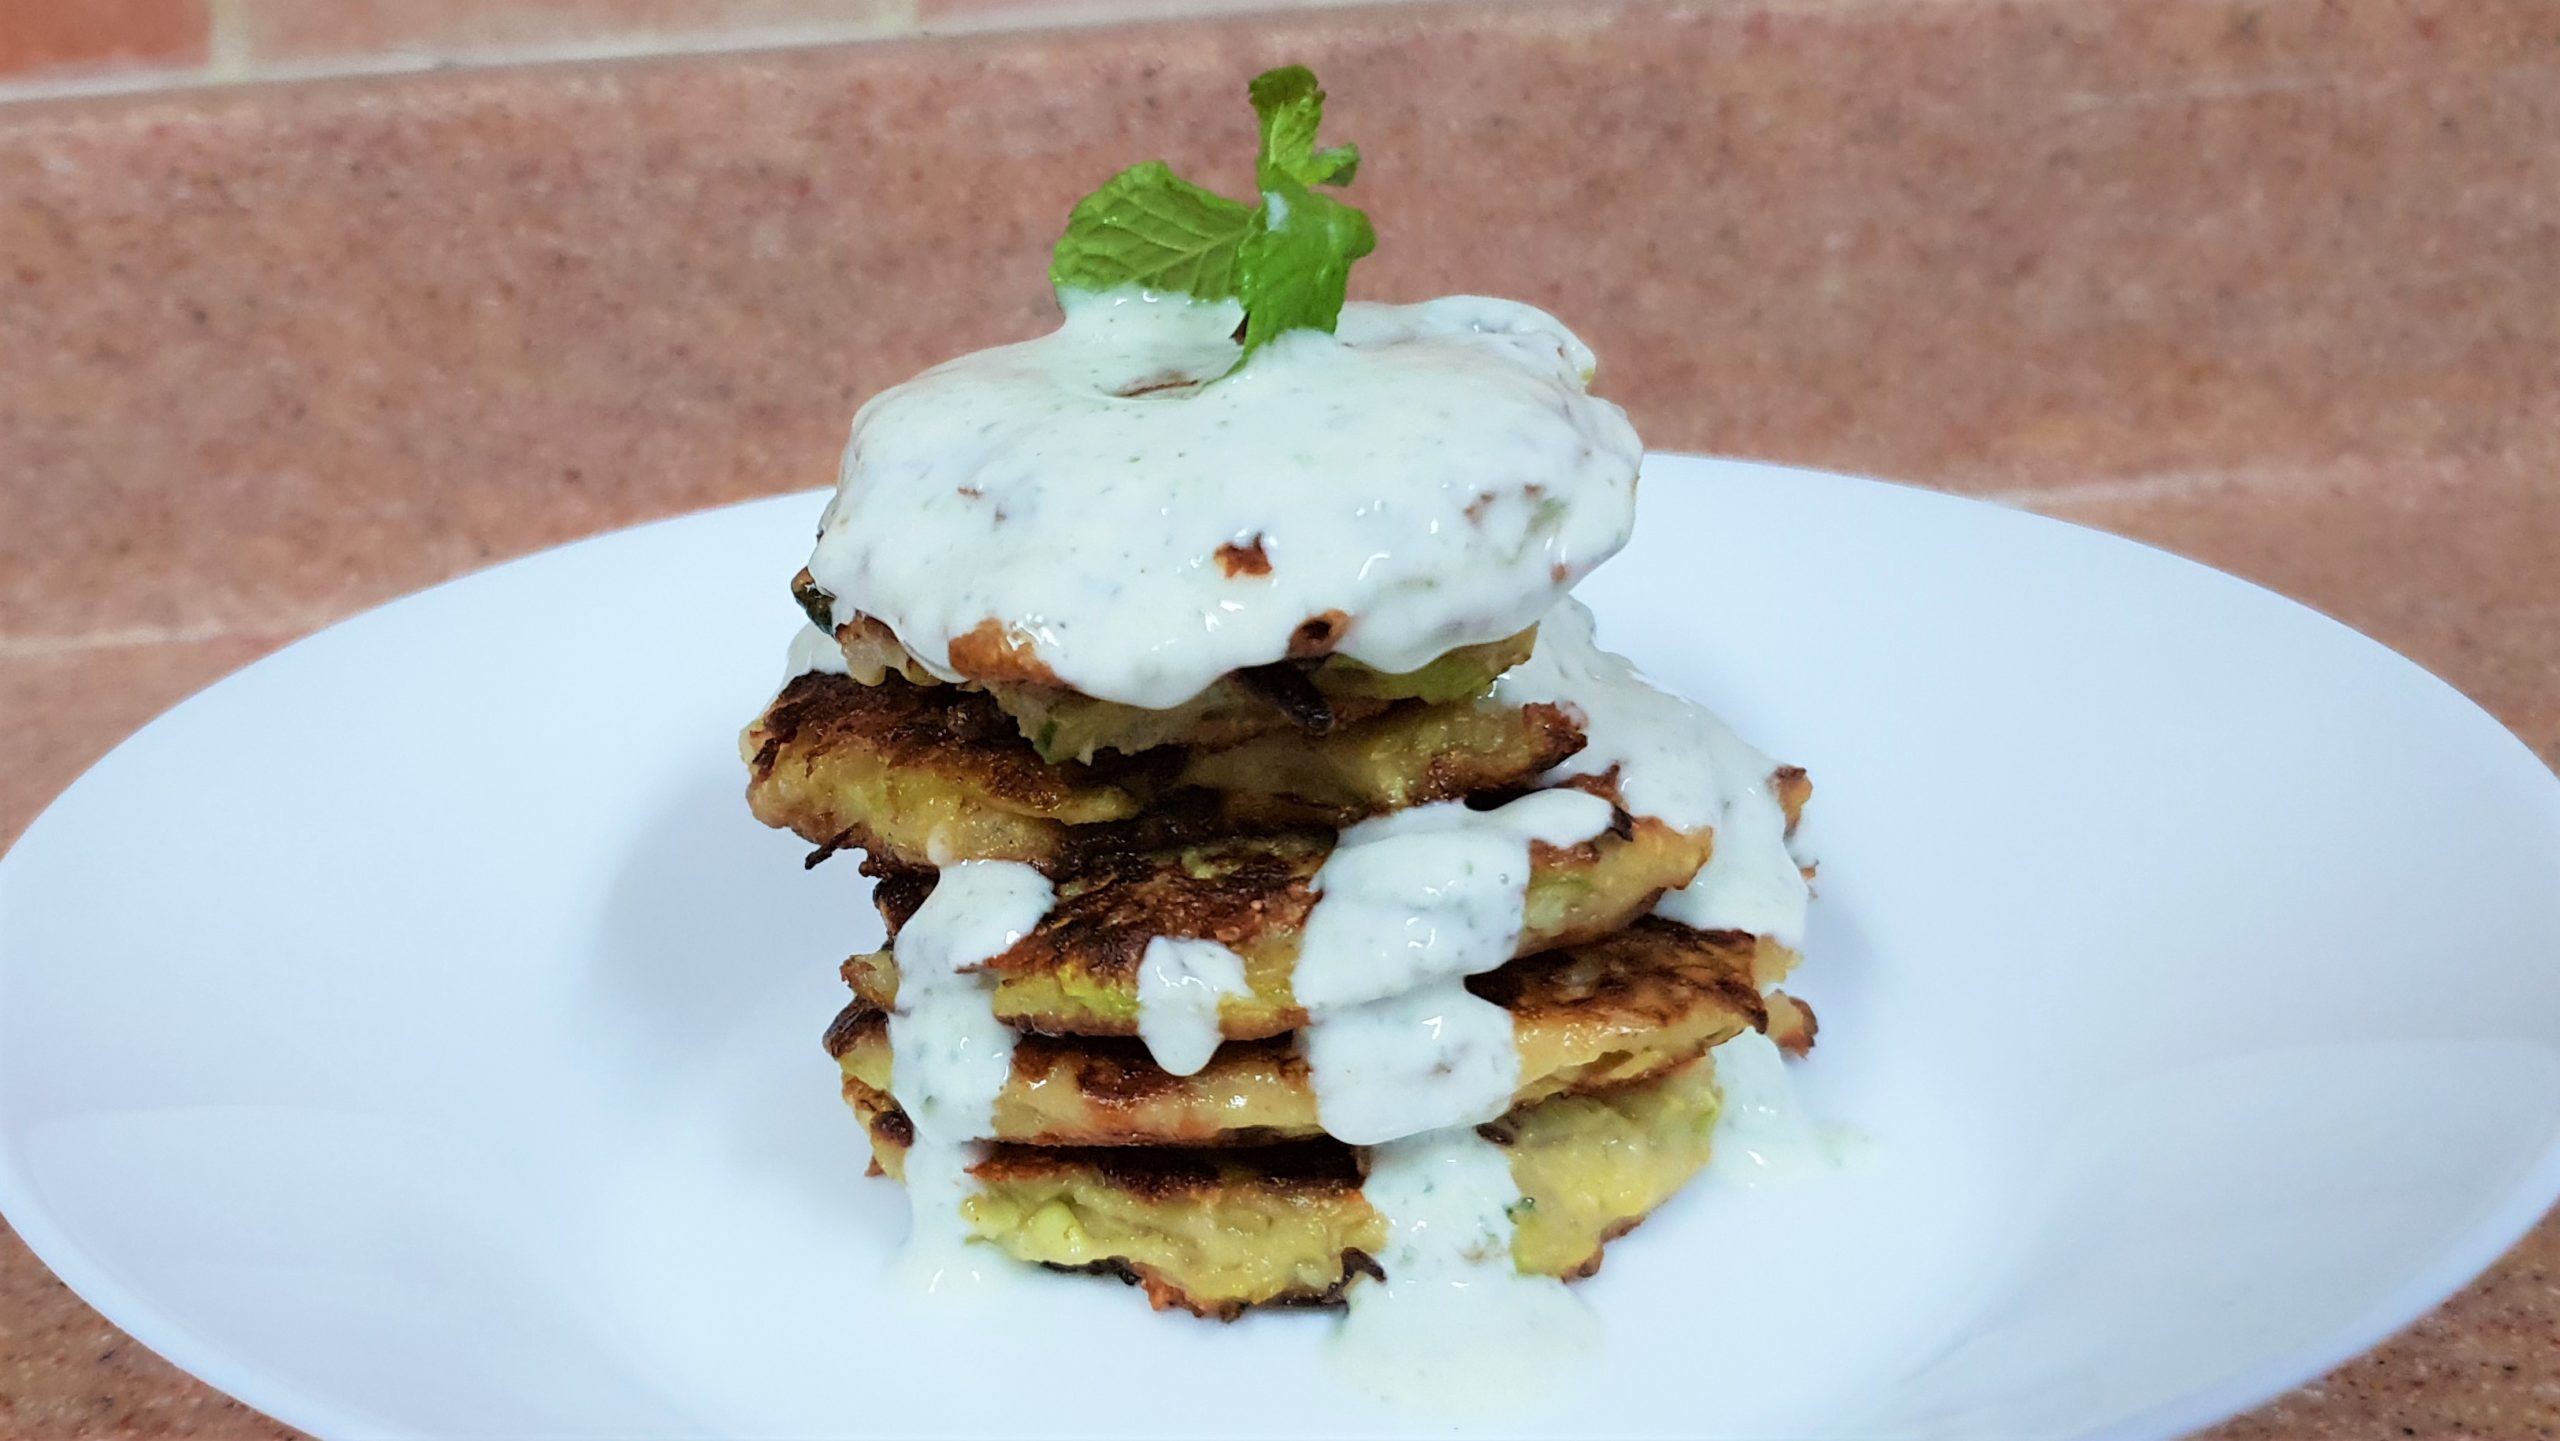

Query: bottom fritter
846 1055 1725 1319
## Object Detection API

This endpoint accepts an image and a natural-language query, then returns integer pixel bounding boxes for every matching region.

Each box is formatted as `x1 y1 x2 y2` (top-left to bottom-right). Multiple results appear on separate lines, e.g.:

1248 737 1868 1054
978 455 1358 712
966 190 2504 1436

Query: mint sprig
1048 65 1371 366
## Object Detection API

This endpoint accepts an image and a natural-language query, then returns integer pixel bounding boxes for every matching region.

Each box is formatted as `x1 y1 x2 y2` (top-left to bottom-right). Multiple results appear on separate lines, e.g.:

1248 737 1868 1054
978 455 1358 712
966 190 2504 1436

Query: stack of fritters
745 581 1815 1318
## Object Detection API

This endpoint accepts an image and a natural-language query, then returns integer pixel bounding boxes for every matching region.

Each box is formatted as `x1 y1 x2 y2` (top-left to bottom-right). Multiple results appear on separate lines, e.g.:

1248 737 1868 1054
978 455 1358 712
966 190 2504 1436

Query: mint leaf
1235 178 1375 359
1248 66 1359 190
1050 160 1256 299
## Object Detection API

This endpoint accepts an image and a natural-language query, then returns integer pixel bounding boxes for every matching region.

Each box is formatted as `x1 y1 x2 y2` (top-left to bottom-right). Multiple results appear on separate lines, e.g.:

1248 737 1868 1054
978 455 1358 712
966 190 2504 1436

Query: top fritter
802 291 1642 710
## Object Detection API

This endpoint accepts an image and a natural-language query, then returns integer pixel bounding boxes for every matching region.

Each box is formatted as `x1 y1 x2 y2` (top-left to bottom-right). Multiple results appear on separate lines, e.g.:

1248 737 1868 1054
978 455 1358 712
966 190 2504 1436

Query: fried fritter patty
792 570 1540 762
829 919 1779 1146
844 801 1720 1039
742 671 1584 870
847 1055 1727 1318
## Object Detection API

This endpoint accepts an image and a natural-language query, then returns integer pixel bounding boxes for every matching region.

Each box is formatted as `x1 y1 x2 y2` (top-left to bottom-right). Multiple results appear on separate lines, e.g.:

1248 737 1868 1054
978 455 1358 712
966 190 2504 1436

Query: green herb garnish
1049 64 1371 365
1050 161 1254 301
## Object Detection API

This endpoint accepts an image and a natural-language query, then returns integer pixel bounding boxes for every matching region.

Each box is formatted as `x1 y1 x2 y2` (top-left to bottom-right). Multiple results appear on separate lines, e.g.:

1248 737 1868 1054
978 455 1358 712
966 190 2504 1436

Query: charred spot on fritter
870 1100 915 1151
1776 764 1812 832
947 618 1065 685
1215 535 1273 577
1287 610 1349 658
1233 661 1334 734
804 829 857 870
862 860 936 934
995 833 1326 985
1472 918 1768 1035
823 1000 884 1059
1767 990 1819 1055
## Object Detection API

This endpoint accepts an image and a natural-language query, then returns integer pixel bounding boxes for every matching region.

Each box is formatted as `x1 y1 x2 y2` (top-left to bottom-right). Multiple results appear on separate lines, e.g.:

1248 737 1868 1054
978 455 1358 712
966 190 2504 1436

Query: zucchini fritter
792 570 1539 762
743 671 1584 869
844 804 1720 1038
829 919 1778 1146
847 1054 1727 1318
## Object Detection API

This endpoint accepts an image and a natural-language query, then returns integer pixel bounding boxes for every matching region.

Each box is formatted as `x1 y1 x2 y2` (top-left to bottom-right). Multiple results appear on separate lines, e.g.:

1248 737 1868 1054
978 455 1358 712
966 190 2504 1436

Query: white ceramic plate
3 456 2556 1440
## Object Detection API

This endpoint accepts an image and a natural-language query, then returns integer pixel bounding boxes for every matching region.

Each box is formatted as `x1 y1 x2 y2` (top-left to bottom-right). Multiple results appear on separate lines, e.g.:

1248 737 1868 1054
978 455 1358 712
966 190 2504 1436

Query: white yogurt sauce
1330 1126 1599 1411
882 860 1054 1281
1294 790 1613 1145
784 621 850 681
1133 936 1252 1077
1299 980 1519 1147
1709 1029 1864 1183
1496 600 1811 949
805 291 1643 708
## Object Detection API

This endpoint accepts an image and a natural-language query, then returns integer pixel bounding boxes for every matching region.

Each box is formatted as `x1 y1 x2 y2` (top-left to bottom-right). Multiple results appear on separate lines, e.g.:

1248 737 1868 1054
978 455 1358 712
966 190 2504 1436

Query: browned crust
1766 989 1819 1056
822 998 876 1060
832 1008 1311 1129
836 920 1778 1147
1469 918 1768 1034
843 1074 1697 1315
991 832 1327 989
1214 536 1273 578
1287 610 1350 659
747 672 1148 823
1776 764 1812 832
851 1074 1364 1203
851 806 1716 1041
1470 701 1583 794
749 673 1589 873
1229 662 1334 735
1018 1031 1296 1107
972 1134 1365 1199
864 858 935 935
946 617 1066 686
1042 1249 1384 1321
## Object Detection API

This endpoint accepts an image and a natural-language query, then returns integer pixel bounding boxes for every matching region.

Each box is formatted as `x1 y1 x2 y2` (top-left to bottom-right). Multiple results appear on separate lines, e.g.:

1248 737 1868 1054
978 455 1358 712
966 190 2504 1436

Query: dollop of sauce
806 292 1643 709
1132 936 1252 1077
1708 1029 1866 1183
1329 1126 1599 1410
882 859 1055 1284
1496 600 1812 949
1295 791 1614 1145
784 622 851 681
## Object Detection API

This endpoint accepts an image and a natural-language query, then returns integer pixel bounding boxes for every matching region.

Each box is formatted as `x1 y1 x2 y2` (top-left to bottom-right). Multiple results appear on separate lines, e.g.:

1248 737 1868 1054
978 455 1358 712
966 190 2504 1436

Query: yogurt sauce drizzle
1294 789 1615 1144
805 292 1643 709
784 621 851 680
1328 1126 1600 1410
1496 600 1811 949
1133 937 1253 1078
1289 790 1615 1405
1708 1029 1865 1183
881 859 1055 1284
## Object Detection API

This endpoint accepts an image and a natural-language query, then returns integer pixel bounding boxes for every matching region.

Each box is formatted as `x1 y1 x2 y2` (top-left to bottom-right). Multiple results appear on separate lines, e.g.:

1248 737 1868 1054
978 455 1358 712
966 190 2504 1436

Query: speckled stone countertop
2 0 2556 1435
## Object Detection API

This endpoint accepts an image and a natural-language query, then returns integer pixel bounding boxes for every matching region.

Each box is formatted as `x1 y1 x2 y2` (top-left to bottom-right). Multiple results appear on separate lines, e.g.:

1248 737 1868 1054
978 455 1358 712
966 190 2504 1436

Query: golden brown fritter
1179 699 1583 829
842 802 1720 1039
847 1055 1728 1318
743 672 1585 870
829 919 1779 1146
743 673 1167 868
790 569 1541 762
